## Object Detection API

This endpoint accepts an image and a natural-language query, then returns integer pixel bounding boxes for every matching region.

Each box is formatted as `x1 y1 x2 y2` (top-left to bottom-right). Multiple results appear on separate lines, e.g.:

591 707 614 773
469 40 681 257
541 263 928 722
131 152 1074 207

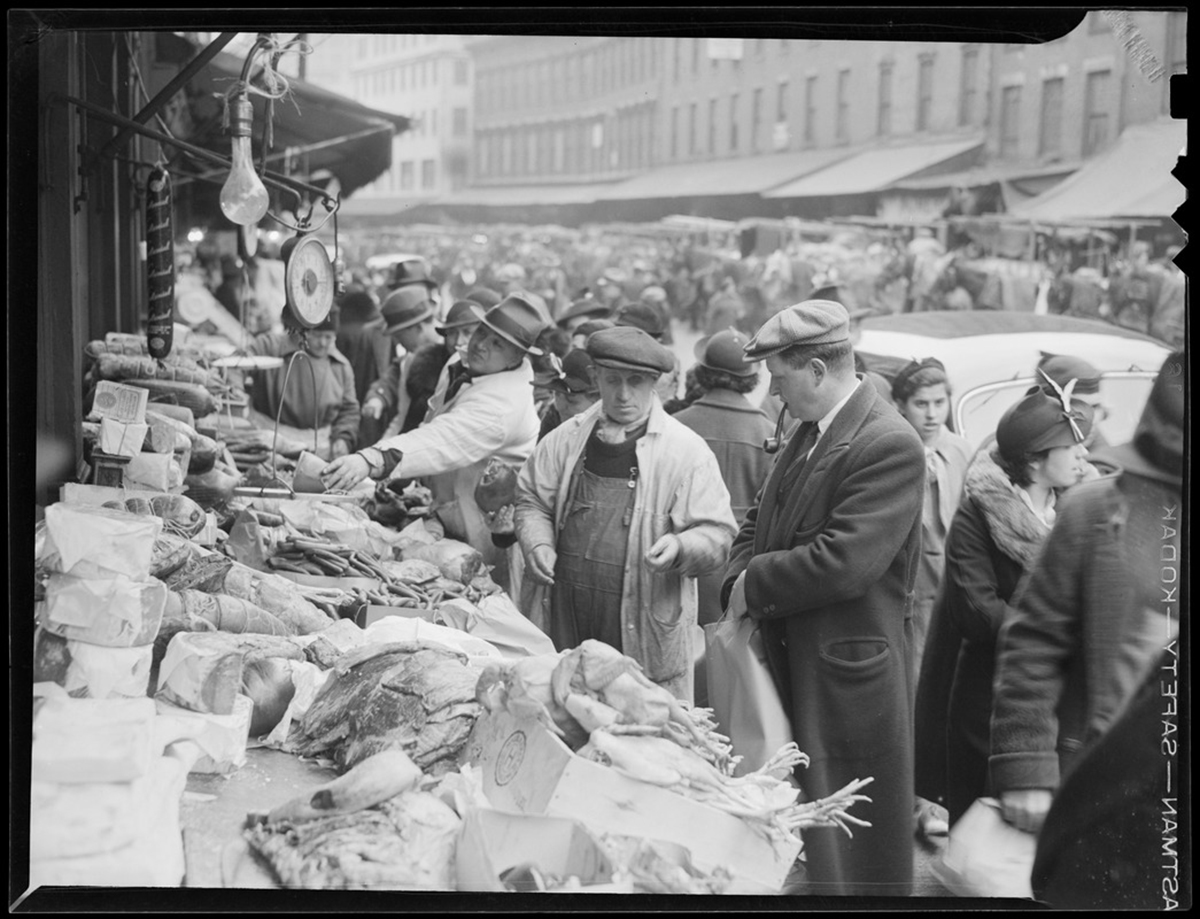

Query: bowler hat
557 297 611 327
470 295 549 356
694 329 757 377
387 257 438 292
437 300 481 333
381 286 437 335
743 299 851 362
587 326 675 375
614 302 666 340
996 386 1094 462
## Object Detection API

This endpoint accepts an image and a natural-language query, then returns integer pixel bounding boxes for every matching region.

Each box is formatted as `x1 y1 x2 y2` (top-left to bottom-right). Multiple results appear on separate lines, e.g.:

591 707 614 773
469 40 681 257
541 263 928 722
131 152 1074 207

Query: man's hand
362 398 385 420
643 534 681 573
485 504 516 535
527 545 557 586
329 438 351 459
321 453 371 492
726 570 748 619
999 788 1053 834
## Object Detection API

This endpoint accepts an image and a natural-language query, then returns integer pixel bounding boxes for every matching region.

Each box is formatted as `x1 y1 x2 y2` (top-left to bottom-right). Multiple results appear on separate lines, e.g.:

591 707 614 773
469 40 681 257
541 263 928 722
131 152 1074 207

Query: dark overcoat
721 379 925 897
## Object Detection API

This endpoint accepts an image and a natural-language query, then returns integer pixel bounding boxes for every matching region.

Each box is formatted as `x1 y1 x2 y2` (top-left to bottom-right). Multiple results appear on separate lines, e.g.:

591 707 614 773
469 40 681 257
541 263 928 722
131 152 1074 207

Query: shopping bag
703 599 793 777
929 797 1036 899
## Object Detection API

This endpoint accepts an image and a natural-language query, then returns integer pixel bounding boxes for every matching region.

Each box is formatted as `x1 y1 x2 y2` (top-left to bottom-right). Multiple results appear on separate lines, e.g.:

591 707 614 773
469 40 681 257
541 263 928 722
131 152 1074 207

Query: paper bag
931 797 1036 898
704 599 793 777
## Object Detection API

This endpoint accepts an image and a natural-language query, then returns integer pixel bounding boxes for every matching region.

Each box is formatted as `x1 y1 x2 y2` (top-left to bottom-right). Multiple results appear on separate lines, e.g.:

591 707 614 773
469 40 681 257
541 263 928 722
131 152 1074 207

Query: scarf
963 449 1053 568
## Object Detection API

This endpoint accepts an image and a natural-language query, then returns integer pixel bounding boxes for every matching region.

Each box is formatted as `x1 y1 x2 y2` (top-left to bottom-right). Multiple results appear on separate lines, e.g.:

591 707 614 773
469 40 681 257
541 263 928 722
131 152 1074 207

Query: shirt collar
1016 485 1057 528
815 379 861 440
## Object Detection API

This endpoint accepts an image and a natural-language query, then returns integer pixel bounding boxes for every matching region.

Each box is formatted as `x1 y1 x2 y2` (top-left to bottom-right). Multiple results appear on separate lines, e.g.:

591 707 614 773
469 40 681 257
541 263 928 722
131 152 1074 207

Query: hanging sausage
145 166 175 359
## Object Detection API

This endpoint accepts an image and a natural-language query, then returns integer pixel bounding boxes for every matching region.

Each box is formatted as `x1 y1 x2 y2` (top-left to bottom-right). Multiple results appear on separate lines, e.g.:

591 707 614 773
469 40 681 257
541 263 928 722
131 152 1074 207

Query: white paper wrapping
40 574 166 647
63 641 154 700
43 502 162 580
154 695 254 774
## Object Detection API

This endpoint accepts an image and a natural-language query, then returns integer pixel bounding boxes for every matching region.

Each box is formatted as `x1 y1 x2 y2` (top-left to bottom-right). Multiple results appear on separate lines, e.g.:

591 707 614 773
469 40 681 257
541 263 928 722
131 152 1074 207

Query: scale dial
281 233 335 328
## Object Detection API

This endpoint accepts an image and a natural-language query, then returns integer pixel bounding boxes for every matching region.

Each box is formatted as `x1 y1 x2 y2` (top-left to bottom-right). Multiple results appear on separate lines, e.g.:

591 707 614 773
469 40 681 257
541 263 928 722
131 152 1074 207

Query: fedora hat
469 295 549 356
437 300 481 334
387 257 438 292
381 286 437 335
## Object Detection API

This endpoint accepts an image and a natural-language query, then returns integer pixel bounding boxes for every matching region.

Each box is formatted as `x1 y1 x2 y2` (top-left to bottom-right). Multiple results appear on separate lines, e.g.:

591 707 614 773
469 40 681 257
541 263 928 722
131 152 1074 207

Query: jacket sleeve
366 358 401 412
670 447 737 578
744 428 925 617
943 500 1016 645
514 429 568 555
988 486 1097 795
329 362 361 450
370 379 515 480
720 481 768 608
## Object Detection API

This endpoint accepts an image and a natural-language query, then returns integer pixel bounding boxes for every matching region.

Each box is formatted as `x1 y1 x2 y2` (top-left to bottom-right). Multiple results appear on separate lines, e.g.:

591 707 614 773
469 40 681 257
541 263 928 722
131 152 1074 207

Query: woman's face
597 366 657 425
445 322 479 358
467 326 524 376
899 383 951 444
305 331 337 359
1031 442 1088 489
557 389 599 420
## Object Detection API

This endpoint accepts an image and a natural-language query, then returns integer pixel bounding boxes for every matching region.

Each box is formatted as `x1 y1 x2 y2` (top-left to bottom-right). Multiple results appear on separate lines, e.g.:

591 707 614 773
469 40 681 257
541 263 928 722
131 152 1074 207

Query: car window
956 373 1158 451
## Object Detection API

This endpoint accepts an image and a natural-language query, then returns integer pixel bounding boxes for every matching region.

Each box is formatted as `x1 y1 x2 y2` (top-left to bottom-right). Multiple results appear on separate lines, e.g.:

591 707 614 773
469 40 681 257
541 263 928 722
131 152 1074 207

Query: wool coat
515 397 737 702
912 449 1051 824
721 378 925 897
674 389 776 626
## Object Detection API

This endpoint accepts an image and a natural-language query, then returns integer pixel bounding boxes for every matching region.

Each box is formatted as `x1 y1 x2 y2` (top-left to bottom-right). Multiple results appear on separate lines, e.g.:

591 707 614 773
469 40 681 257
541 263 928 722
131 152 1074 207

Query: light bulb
220 93 269 226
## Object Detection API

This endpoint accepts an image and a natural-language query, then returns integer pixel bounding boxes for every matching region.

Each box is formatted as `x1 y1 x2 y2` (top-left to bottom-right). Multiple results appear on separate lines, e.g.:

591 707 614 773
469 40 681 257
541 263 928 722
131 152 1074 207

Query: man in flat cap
720 299 926 896
515 326 737 703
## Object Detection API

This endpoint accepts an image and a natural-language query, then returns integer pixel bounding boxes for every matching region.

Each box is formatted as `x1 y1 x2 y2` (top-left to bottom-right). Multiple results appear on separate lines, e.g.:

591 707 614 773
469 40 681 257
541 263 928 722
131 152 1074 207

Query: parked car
855 311 1171 451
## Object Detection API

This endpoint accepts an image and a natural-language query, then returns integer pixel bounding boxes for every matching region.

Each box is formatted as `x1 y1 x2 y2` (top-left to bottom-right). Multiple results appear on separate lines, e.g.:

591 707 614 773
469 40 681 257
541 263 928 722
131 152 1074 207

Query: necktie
444 363 474 402
784 422 820 478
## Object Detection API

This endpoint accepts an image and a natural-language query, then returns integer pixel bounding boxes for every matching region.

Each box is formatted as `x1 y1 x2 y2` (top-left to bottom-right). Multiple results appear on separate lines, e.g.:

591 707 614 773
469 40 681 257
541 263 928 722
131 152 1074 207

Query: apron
549 449 639 654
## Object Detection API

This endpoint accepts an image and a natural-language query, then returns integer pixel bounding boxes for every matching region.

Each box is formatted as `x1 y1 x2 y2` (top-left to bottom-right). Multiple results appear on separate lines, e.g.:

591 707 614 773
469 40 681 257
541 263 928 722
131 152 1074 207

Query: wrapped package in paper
39 574 167 647
261 660 330 749
43 502 162 581
29 755 188 888
124 452 184 493
32 693 157 784
99 417 150 459
154 694 254 774
155 631 246 716
63 640 154 700
438 595 556 660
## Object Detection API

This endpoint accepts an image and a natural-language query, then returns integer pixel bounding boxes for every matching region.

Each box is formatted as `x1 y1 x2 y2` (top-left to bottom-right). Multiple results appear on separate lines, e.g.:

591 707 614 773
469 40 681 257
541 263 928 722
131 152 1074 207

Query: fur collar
964 449 1051 567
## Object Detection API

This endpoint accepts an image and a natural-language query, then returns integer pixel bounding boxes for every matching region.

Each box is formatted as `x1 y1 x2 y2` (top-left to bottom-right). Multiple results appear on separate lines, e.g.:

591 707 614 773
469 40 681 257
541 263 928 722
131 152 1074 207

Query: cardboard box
455 808 626 892
92 380 149 424
462 711 802 892
355 604 437 628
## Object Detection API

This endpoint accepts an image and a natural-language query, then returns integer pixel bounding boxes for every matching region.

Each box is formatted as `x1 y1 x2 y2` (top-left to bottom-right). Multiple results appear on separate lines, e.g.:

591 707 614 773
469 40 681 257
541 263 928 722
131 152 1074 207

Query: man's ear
810 358 827 385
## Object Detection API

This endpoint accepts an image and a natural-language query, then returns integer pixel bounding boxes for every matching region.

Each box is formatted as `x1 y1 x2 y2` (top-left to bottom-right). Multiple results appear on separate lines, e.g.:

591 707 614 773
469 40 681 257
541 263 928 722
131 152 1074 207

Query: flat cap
996 386 1094 461
586 326 675 375
614 302 666 340
743 299 851 362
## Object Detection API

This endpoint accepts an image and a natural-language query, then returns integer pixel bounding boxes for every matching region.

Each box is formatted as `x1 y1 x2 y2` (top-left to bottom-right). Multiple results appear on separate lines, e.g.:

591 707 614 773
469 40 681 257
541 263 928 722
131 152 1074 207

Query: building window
400 160 414 190
751 87 763 153
1039 77 1064 157
452 106 467 137
729 93 739 152
670 105 679 159
877 61 893 136
777 80 789 123
454 58 468 85
1000 85 1022 158
835 69 850 143
708 97 717 154
959 46 979 127
916 54 935 131
1083 69 1112 156
689 102 698 155
804 75 818 145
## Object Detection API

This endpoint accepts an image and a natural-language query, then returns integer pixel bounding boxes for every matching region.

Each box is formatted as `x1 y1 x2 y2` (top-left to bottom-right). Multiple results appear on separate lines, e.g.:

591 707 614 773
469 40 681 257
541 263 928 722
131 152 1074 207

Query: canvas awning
883 160 1080 192
178 46 411 198
427 183 618 207
764 135 985 199
593 147 851 201
1008 119 1187 222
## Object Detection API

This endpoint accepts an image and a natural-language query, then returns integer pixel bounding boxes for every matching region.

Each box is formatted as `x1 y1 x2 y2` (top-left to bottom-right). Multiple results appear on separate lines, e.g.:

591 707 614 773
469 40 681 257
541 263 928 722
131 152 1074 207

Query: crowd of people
172 224 1183 902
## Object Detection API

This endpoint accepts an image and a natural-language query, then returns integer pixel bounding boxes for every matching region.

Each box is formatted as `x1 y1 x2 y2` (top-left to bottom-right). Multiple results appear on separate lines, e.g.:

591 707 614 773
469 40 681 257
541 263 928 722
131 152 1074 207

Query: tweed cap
1037 353 1102 396
614 302 666 340
437 300 481 333
694 328 757 377
996 386 1094 461
743 299 851 362
381 286 437 334
587 326 675 375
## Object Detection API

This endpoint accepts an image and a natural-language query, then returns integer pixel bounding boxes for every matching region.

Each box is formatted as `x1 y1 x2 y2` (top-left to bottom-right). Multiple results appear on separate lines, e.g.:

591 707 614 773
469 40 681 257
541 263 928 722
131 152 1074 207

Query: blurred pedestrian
556 295 611 334
914 384 1094 832
362 287 442 438
536 349 601 442
989 351 1184 836
721 299 926 896
334 286 389 406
